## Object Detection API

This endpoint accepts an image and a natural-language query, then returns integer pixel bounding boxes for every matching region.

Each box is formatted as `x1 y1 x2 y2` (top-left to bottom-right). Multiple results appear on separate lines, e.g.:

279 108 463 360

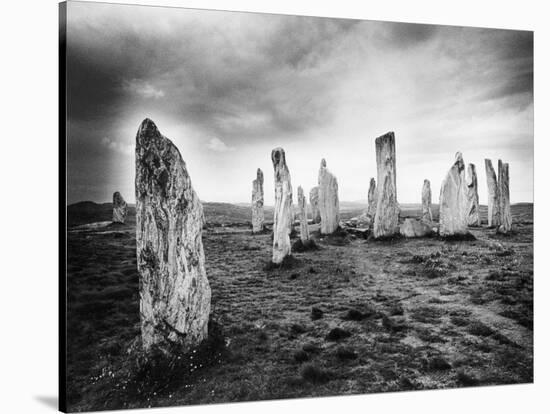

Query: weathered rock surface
309 186 321 224
135 118 211 353
271 147 293 264
421 179 433 223
373 132 399 238
367 177 377 220
318 159 340 235
112 191 127 223
439 152 469 236
485 159 500 228
400 218 433 238
297 186 310 242
251 168 265 233
466 163 480 226
498 160 512 233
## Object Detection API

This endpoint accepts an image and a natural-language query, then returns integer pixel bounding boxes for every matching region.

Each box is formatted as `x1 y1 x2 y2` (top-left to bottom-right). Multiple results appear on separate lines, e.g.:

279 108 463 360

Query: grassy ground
65 203 533 412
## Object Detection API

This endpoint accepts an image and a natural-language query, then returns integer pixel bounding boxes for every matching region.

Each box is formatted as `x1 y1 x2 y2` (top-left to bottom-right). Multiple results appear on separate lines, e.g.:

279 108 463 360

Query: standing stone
318 159 340 234
135 118 210 353
373 132 399 238
251 168 265 233
498 160 512 233
421 179 433 223
367 177 377 219
271 148 293 264
112 191 127 224
297 186 310 242
309 186 321 224
485 159 500 228
439 152 469 236
466 163 480 226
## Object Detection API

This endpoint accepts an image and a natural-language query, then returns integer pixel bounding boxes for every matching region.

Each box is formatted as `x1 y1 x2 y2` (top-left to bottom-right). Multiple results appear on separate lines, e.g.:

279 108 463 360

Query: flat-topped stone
373 132 399 238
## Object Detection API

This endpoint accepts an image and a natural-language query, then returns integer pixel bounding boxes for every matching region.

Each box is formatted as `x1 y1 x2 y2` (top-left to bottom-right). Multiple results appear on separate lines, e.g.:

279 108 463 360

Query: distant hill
66 200 532 228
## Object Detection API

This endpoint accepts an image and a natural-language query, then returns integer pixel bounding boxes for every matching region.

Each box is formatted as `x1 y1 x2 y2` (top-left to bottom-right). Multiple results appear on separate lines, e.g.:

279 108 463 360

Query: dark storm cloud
382 22 439 48
65 2 533 205
67 8 359 143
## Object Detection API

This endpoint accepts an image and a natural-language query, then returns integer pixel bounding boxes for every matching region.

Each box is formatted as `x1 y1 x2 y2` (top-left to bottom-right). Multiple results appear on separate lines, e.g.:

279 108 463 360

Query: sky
65 1 533 206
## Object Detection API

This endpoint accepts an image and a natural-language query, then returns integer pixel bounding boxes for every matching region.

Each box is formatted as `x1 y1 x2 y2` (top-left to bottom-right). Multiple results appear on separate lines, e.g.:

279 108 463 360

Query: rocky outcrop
498 160 512 233
251 168 265 233
135 118 211 354
318 159 340 235
297 186 310 242
112 191 127 223
271 148 293 264
485 159 500 228
367 177 377 220
439 152 469 236
400 218 433 238
466 163 480 226
421 179 433 223
373 132 399 238
309 186 321 224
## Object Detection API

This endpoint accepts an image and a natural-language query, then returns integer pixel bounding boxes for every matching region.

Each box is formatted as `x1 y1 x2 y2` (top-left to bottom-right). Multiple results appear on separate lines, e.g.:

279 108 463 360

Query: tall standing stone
112 191 127 224
466 163 480 226
318 159 340 235
251 168 265 233
498 160 512 233
135 118 211 353
309 186 321 224
485 159 500 228
271 147 293 264
439 152 469 236
297 186 310 242
421 179 433 222
373 132 399 238
367 177 377 219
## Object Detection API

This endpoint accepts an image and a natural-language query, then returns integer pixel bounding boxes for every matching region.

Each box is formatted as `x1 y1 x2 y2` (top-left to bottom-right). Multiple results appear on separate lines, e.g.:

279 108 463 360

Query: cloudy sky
65 1 533 206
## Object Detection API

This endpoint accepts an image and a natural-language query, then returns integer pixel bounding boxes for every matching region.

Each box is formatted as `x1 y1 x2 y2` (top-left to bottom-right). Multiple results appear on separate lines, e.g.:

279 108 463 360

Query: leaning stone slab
271 147 293 264
309 186 321 224
439 152 469 236
400 218 433 238
497 160 512 233
318 159 340 235
112 191 127 224
135 118 211 353
251 168 265 233
373 132 399 238
421 179 433 223
485 159 500 228
466 163 480 226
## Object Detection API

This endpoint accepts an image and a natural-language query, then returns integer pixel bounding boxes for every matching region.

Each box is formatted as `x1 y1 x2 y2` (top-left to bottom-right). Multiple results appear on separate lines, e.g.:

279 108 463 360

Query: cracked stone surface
135 118 210 353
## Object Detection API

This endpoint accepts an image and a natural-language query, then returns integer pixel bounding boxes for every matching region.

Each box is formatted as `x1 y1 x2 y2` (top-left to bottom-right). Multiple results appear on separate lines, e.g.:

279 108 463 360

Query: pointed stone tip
271 147 286 166
138 118 159 136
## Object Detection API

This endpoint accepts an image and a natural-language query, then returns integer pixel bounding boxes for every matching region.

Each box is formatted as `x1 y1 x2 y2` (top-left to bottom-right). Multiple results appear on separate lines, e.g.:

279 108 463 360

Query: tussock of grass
467 321 494 337
456 370 479 386
325 327 351 341
291 239 319 253
301 364 333 384
294 350 310 363
263 255 300 271
341 309 366 321
311 307 324 321
335 347 358 360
